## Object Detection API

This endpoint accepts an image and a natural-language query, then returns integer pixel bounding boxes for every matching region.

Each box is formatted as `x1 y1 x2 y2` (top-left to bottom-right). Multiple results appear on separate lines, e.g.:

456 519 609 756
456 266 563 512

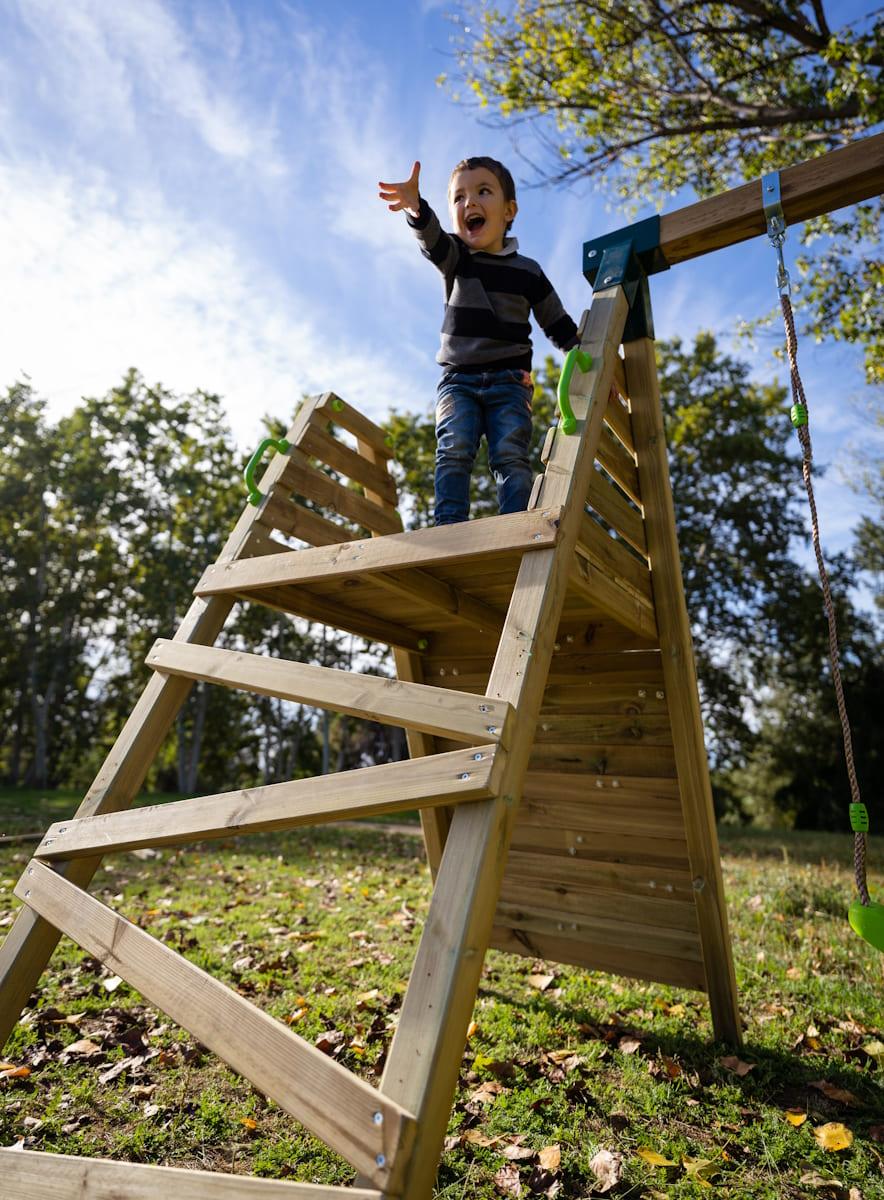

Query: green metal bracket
244 437 291 506
557 348 593 435
583 215 667 342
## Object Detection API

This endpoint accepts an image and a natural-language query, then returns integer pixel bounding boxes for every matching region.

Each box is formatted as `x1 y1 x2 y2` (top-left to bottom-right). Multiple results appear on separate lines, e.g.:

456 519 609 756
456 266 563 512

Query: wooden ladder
0 285 740 1199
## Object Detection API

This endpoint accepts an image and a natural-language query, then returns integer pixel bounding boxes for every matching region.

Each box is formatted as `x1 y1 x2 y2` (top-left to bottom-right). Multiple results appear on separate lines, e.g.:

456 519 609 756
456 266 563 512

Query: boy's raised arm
378 161 421 218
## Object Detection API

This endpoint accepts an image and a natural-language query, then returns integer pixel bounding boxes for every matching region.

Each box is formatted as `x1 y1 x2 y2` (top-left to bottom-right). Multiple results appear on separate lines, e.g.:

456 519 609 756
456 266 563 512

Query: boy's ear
506 199 518 223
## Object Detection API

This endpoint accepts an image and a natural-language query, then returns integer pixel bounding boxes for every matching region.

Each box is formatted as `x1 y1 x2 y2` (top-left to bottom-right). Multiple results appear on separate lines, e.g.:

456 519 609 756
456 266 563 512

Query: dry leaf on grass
588 1148 623 1193
636 1148 676 1167
809 1079 861 1106
494 1163 522 1196
785 1108 808 1126
719 1054 755 1076
538 1144 561 1172
813 1122 854 1151
527 974 555 991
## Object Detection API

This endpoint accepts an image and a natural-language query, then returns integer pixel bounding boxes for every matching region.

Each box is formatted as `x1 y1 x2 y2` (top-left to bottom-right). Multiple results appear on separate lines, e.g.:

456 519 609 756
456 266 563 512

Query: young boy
378 157 579 525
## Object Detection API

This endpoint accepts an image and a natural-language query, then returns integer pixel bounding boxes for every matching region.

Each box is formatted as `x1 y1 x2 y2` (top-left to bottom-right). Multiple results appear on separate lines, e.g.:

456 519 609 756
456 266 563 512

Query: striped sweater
407 198 579 372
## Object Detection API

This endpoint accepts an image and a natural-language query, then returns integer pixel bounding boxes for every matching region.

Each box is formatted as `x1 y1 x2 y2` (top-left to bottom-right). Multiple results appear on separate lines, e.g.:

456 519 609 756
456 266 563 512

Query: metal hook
762 171 791 297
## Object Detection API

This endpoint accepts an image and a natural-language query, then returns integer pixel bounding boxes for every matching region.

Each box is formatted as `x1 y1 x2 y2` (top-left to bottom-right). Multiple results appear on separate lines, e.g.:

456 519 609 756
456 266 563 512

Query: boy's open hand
378 161 421 217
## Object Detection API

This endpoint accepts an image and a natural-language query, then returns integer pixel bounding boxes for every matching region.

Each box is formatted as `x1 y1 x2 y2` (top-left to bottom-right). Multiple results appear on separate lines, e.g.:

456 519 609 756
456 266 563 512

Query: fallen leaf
462 1130 501 1147
466 1021 480 1039
785 1108 808 1126
538 1144 560 1172
63 1039 102 1058
502 1143 535 1161
240 1117 258 1130
814 1122 854 1151
868 1124 884 1143
588 1148 623 1193
720 1055 755 1076
468 1080 504 1105
527 974 555 991
0 1065 30 1079
799 1170 847 1194
682 1154 720 1185
493 1163 522 1196
810 1080 861 1106
637 1148 676 1167
102 975 123 993
618 1036 642 1055
861 1039 884 1069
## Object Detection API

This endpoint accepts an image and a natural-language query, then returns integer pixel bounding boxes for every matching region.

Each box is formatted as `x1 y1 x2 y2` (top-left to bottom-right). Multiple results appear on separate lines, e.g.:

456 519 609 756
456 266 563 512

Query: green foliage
448 1 883 377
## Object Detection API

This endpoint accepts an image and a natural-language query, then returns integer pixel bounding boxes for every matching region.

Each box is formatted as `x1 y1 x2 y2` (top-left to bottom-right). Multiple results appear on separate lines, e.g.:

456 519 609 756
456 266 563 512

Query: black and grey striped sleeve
406 198 460 278
531 270 579 351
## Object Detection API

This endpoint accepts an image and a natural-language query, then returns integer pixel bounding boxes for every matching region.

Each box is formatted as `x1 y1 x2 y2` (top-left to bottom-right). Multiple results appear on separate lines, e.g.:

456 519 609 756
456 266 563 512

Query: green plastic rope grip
557 348 593 435
244 437 291 506
790 403 808 428
850 803 870 833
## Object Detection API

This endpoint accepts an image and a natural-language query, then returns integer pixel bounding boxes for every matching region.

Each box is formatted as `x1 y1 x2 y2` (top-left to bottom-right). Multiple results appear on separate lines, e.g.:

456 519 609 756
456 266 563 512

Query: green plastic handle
557 348 593 435
244 437 291 506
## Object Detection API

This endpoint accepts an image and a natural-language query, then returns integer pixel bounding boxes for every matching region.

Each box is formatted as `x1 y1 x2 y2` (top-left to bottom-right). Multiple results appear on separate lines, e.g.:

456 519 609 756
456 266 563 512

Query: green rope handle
557 348 593 435
244 437 291 506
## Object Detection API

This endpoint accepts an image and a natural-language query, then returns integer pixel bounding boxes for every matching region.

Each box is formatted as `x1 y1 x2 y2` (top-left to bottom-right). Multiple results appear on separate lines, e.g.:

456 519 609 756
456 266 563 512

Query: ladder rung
35 745 504 860
0 1148 385 1199
577 513 654 603
195 508 563 598
147 641 513 745
15 861 414 1190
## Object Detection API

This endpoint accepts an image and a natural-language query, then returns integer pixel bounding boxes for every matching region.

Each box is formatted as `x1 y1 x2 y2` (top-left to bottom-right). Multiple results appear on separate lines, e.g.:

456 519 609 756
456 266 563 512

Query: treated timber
280 451 403 535
577 512 653 602
626 336 742 1045
315 391 394 460
603 384 634 453
297 420 399 505
658 132 884 265
595 429 640 504
587 468 647 555
0 1150 383 1200
195 508 563 597
376 288 629 1200
146 640 513 746
0 403 317 1049
34 745 503 859
568 557 658 641
16 861 415 1189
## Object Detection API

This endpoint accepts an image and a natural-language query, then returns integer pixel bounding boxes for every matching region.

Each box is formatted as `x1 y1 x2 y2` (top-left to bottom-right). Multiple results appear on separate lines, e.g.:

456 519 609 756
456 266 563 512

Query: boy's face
448 167 517 254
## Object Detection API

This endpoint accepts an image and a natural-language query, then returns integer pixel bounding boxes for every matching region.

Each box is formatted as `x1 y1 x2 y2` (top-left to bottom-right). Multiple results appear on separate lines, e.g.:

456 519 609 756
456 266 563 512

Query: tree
447 1 883 377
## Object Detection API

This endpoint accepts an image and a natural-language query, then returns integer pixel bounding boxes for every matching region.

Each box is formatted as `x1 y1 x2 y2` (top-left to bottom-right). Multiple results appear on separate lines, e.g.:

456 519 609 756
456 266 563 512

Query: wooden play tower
1 134 881 1198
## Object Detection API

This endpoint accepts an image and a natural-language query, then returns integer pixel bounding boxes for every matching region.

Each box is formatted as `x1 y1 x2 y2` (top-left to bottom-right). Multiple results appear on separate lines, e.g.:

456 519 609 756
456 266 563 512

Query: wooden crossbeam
658 132 884 265
34 745 503 860
314 392 395 461
195 508 563 597
146 640 513 746
15 861 415 1189
577 512 653 601
0 1150 384 1199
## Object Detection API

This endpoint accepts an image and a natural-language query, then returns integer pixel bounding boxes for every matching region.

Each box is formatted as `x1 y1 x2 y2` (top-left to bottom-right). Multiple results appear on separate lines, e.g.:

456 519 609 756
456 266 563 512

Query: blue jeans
434 368 534 525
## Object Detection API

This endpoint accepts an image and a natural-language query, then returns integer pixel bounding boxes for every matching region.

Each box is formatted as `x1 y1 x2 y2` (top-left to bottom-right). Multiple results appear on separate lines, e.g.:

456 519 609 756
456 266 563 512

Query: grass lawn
1 787 882 1198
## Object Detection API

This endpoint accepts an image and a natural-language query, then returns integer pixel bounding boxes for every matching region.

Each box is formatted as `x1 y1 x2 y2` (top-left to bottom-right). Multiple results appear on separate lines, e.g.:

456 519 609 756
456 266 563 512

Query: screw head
460 772 471 781
376 1153 386 1168
603 275 613 284
588 249 597 258
372 1111 383 1126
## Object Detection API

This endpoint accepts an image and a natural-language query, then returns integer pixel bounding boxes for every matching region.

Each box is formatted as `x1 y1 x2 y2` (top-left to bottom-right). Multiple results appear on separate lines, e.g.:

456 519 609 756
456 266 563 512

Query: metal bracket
762 171 791 296
583 215 667 342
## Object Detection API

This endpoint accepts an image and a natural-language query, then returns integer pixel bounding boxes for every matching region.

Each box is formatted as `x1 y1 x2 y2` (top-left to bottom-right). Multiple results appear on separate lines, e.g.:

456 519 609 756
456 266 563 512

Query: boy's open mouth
465 214 485 232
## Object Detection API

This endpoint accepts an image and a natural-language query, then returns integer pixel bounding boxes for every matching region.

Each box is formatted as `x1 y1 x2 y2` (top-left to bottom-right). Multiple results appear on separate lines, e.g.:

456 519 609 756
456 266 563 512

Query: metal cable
779 294 870 905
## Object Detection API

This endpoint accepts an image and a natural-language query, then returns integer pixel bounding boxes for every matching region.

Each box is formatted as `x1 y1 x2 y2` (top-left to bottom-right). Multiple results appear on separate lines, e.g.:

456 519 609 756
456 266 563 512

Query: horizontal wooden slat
504 847 693 902
298 421 399 505
587 469 647 556
539 682 667 715
35 745 503 859
196 508 563 597
508 822 689 866
569 558 658 641
603 385 635 455
494 901 702 961
499 873 700 932
658 132 884 266
0 1150 382 1199
529 742 677 777
232 582 428 652
534 713 672 746
596 430 640 505
147 641 511 745
368 567 506 637
578 513 653 600
490 924 707 990
15 862 414 1188
259 493 358 548
280 451 403 535
314 392 394 461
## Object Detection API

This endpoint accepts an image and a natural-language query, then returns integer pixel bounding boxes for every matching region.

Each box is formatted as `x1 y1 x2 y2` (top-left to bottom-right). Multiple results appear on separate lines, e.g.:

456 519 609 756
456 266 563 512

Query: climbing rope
777 292 870 907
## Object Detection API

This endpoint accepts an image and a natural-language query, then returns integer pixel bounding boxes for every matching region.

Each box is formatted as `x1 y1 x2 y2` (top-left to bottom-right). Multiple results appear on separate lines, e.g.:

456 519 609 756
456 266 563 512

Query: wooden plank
0 1149 383 1199
499 873 700 932
626 335 741 1045
529 742 677 777
587 468 647 556
508 823 689 866
280 451 403 536
611 355 628 401
569 557 658 641
376 289 629 1200
369 567 506 637
0 403 319 1049
298 421 400 506
259 493 359 548
34 745 503 860
147 640 512 747
578 512 653 600
603 384 635 454
659 132 884 266
595 429 640 505
15 861 414 1188
540 682 668 715
196 508 562 597
315 392 394 460
504 848 694 903
231 583 428 652
490 924 707 990
533 713 672 746
493 901 701 960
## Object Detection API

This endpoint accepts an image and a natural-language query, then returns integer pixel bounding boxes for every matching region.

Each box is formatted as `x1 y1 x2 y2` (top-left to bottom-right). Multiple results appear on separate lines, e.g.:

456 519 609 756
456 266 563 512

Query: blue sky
1 0 879 578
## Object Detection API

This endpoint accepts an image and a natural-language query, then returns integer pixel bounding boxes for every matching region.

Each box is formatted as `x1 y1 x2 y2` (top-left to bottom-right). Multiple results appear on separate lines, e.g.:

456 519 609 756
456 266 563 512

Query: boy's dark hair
449 156 517 231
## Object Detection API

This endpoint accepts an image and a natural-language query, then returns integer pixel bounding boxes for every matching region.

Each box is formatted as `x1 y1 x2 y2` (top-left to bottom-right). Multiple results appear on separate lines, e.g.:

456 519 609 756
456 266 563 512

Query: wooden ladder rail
373 286 630 1200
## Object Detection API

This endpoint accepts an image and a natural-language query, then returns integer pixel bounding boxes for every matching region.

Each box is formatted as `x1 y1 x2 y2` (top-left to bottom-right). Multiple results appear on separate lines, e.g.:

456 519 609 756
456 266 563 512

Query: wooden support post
624 337 742 1046
376 288 629 1199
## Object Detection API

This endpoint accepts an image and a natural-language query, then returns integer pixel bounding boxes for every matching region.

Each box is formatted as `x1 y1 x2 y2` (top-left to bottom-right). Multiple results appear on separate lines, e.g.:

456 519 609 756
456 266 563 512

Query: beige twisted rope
779 294 870 906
